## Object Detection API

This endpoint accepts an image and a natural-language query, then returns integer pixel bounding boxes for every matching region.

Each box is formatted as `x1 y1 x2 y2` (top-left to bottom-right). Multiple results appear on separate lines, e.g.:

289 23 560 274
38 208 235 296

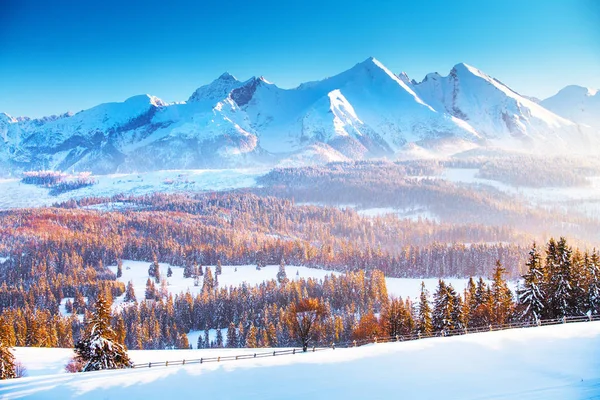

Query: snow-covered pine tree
215 328 224 348
124 280 136 303
416 282 433 335
226 322 237 348
276 259 288 284
203 329 210 349
202 267 215 292
116 259 123 278
73 295 132 372
432 280 455 333
518 243 545 322
588 251 600 315
216 260 222 276
548 237 574 318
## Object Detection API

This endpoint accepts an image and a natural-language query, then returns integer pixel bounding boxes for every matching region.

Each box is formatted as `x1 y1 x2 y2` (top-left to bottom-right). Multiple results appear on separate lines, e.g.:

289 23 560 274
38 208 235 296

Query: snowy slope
412 63 592 152
541 85 600 129
4 322 600 399
0 168 265 209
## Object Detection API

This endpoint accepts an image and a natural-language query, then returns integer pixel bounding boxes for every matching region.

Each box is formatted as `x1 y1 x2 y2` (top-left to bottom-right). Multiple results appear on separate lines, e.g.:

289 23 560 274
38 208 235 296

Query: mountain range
1 57 598 175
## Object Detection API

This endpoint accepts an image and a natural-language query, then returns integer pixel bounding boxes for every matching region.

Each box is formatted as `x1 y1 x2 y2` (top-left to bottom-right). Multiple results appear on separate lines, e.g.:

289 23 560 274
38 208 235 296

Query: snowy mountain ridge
1 58 598 175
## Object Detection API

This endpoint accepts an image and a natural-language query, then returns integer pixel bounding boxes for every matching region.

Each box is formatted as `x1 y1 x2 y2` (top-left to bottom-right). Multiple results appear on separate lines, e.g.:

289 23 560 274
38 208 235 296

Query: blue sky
1 0 599 117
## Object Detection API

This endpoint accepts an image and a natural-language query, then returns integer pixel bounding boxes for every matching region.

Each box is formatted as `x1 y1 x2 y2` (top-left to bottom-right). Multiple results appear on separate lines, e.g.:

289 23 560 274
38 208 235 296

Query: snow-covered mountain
1 58 597 175
541 85 600 129
410 63 591 150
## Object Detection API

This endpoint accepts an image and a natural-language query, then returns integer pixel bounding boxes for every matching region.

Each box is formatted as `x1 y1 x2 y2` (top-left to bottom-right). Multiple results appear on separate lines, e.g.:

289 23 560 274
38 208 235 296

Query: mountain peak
555 85 598 97
218 72 238 81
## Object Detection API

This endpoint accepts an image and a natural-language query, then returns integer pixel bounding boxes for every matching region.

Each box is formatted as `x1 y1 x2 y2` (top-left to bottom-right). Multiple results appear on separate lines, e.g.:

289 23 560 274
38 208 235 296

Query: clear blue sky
1 0 599 117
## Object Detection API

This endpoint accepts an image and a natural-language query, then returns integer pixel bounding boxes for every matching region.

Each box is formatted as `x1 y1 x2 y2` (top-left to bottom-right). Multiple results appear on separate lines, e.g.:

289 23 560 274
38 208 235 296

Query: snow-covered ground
4 321 600 399
0 168 265 209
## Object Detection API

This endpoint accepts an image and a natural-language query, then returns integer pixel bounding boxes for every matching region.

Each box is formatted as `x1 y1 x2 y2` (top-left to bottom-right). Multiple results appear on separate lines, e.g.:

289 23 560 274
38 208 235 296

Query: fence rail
132 314 600 369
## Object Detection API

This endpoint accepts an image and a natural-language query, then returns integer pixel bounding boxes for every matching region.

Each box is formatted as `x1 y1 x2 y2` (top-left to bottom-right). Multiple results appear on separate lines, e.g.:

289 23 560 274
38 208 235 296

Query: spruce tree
226 322 238 348
202 267 215 293
416 282 433 335
124 281 136 303
432 280 455 333
588 251 600 315
276 259 288 284
246 324 258 348
519 243 545 322
548 237 574 318
116 259 123 279
490 261 514 325
73 295 132 371
215 328 224 348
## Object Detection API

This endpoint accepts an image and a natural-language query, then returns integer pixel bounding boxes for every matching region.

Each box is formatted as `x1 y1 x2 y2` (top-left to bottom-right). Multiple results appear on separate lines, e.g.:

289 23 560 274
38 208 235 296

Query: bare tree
286 298 326 352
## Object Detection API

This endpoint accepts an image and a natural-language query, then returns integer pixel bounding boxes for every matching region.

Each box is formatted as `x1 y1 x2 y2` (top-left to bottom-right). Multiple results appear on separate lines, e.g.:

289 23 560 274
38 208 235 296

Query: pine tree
167 266 173 278
124 281 136 303
588 250 600 315
490 261 514 325
216 260 222 276
548 237 574 318
432 280 455 333
116 259 123 279
215 328 224 348
202 267 215 292
226 322 238 348
518 243 545 322
196 334 204 349
73 295 132 371
246 324 258 348
276 259 288 284
203 329 210 349
416 282 433 335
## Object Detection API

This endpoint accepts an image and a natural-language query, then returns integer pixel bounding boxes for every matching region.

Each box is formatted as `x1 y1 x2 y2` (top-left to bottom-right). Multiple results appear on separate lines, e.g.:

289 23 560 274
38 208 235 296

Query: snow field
3 321 600 399
0 168 265 209
105 260 500 308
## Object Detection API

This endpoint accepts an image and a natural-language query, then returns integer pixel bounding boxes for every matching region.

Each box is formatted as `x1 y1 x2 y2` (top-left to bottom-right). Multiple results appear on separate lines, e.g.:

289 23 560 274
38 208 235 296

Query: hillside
2 321 599 399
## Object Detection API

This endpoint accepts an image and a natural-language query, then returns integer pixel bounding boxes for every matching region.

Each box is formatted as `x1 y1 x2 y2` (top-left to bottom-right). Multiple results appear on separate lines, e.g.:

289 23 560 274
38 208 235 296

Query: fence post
218 357 220 362
165 361 168 366
313 345 316 352
374 336 377 344
149 362 152 368
293 349 295 355
489 324 492 331
332 342 335 350
200 358 203 364
253 353 256 358
183 359 185 365
273 351 276 356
